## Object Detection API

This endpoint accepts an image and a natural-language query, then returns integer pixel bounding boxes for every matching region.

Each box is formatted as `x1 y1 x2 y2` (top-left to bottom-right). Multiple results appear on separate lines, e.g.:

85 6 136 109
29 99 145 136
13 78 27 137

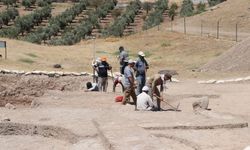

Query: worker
92 57 101 83
118 46 128 74
122 59 137 108
85 82 99 92
135 51 149 95
147 73 172 111
137 86 157 111
94 56 112 92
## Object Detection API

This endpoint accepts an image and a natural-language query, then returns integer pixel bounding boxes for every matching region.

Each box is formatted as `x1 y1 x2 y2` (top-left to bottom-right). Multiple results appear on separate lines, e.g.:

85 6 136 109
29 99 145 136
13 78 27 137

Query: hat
119 46 124 51
138 51 145 57
101 56 107 61
142 86 149 92
128 59 134 64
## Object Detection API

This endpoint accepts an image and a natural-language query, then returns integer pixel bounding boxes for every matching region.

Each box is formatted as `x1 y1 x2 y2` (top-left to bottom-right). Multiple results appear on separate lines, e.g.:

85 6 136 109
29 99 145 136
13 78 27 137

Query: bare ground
0 75 249 150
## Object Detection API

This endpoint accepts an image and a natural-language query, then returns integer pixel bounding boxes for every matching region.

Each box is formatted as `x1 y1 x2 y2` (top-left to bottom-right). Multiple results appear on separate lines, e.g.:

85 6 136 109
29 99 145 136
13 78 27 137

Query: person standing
147 73 172 111
135 51 149 95
118 46 128 74
94 56 112 92
122 59 137 108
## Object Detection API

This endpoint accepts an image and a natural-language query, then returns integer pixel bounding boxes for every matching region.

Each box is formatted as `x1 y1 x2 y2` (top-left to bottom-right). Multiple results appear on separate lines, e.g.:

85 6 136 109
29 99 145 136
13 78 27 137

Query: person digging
147 73 172 111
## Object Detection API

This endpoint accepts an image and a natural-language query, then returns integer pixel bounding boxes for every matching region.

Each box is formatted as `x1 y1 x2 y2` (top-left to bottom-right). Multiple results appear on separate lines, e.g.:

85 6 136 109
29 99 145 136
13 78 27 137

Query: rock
2 69 10 74
63 72 72 76
206 80 216 84
17 71 25 75
5 103 16 110
1 117 11 122
244 76 250 80
55 71 64 76
193 97 209 111
30 100 40 108
11 70 19 74
216 80 225 84
32 71 42 75
80 72 88 76
48 71 56 77
25 72 32 76
234 78 244 82
53 64 62 69
71 72 81 76
244 146 250 150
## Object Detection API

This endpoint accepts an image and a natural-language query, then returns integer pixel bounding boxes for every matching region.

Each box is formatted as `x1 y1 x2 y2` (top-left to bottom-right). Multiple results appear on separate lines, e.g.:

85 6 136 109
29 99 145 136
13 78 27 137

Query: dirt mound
200 36 250 72
0 74 87 107
0 122 81 144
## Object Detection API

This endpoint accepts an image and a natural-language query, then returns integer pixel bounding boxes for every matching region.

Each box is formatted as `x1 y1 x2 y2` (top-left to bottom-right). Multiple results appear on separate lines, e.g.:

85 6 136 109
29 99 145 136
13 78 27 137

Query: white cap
138 51 145 57
128 59 134 64
142 86 149 91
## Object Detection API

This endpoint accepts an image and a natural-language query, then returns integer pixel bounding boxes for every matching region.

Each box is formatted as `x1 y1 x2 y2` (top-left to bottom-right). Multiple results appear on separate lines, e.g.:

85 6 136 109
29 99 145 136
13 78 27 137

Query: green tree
0 12 11 25
169 2 178 21
180 0 194 17
22 0 32 10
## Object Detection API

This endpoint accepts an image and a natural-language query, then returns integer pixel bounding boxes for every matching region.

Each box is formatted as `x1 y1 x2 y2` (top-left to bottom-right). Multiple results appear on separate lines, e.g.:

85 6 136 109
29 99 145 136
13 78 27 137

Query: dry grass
174 0 250 33
0 26 235 78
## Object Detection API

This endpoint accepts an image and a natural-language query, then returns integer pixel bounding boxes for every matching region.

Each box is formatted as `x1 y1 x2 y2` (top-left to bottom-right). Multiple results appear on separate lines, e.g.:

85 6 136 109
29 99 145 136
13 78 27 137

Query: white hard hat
138 51 145 57
142 86 149 91
128 59 134 64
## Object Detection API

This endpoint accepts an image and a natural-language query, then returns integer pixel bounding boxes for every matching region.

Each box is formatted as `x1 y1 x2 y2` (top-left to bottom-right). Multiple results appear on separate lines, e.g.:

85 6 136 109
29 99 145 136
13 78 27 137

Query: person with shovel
147 73 172 111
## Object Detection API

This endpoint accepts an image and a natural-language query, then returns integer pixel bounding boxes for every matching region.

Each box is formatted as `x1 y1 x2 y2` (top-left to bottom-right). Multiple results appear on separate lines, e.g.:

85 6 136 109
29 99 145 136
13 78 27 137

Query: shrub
22 0 32 10
208 0 226 7
196 2 206 14
1 0 17 8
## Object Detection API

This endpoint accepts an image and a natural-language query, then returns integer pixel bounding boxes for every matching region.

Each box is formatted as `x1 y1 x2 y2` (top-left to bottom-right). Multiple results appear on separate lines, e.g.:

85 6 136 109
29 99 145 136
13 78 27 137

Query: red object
115 96 123 102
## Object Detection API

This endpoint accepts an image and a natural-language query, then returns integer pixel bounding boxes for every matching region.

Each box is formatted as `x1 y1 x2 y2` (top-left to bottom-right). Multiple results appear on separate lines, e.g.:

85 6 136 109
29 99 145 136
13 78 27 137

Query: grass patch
161 41 171 47
112 51 120 56
96 50 110 54
154 56 163 60
25 53 38 58
19 58 35 64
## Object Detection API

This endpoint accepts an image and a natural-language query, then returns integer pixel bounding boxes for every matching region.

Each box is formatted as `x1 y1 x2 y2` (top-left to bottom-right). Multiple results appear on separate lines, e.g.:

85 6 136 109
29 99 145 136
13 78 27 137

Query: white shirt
137 92 156 111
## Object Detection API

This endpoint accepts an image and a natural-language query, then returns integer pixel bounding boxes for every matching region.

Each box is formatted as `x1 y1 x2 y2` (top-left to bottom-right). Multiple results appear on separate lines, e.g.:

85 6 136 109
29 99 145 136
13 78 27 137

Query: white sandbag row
0 69 90 77
198 76 250 84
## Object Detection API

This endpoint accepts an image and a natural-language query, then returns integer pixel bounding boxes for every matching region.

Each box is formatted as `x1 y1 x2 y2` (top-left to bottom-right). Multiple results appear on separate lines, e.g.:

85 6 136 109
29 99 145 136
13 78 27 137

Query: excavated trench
0 74 87 107
0 122 84 144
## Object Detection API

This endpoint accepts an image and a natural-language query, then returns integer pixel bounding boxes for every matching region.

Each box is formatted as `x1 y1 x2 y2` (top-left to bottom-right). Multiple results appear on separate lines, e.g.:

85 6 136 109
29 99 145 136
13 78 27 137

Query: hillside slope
173 0 250 40
201 36 250 72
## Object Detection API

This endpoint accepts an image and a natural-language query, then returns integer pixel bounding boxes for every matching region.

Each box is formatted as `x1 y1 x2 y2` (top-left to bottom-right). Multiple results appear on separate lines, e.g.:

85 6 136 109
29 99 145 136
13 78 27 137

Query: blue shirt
135 58 148 76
